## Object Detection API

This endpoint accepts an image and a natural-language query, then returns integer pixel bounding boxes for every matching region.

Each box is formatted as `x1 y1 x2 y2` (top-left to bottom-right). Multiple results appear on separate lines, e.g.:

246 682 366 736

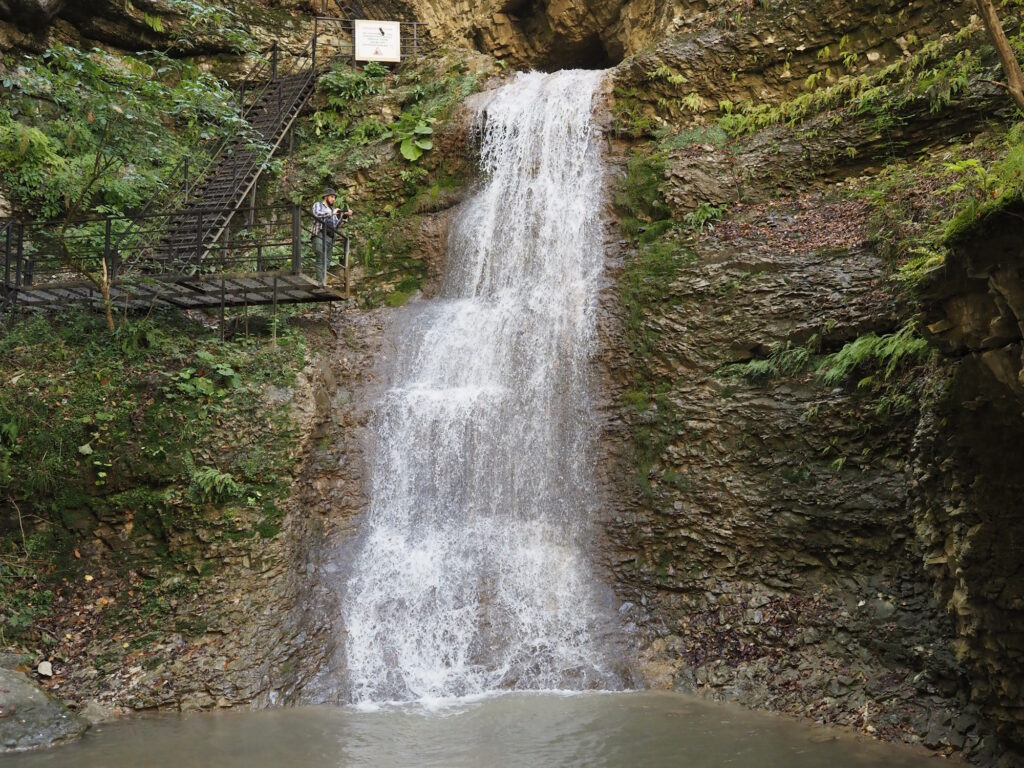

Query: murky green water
8 691 943 767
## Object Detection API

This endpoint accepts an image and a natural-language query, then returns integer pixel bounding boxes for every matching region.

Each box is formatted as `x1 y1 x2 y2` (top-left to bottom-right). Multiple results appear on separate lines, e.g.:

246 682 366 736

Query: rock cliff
913 202 1024 758
591 1 1024 764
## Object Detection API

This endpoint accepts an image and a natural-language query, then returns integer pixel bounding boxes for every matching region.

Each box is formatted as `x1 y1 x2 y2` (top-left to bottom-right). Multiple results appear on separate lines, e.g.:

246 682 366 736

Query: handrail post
276 46 283 119
271 42 279 79
3 224 11 289
413 22 418 57
291 204 302 275
14 223 24 290
103 217 114 278
312 18 318 74
344 235 350 298
22 225 32 287
184 157 190 204
219 275 226 341
196 209 203 270
11 223 23 314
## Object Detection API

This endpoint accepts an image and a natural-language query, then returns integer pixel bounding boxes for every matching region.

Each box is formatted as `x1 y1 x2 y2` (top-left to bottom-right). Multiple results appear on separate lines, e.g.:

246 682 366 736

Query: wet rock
179 691 215 711
77 700 114 726
0 668 88 752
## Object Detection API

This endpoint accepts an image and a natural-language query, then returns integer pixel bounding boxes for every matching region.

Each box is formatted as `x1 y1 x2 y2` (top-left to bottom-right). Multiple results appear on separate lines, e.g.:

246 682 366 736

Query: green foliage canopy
0 44 246 220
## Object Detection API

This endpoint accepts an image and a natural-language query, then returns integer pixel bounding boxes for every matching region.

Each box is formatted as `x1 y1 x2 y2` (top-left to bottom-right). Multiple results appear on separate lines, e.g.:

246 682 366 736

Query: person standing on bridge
312 187 352 284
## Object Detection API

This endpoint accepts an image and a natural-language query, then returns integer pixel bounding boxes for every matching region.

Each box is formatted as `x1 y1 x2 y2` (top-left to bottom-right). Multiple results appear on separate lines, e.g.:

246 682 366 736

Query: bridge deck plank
4 272 344 311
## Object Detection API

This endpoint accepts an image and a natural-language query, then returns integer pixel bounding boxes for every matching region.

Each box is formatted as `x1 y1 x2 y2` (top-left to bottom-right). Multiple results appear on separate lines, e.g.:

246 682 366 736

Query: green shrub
684 202 727 231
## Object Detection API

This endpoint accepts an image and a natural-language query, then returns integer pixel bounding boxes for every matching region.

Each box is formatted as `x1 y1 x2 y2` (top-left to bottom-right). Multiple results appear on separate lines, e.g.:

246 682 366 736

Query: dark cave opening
474 0 623 72
535 34 620 72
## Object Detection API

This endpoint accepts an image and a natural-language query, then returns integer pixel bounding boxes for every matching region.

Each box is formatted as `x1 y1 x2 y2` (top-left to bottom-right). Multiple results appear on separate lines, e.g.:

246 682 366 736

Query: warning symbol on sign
355 20 401 63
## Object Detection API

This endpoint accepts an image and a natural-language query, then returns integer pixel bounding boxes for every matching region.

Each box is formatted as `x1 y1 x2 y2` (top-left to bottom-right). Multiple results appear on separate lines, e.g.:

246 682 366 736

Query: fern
733 336 820 380
188 466 242 503
817 322 929 386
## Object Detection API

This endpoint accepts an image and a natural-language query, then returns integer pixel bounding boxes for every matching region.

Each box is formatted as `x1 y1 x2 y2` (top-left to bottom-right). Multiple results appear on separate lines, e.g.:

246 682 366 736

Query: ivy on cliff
716 13 1022 137
853 120 1024 282
284 54 484 307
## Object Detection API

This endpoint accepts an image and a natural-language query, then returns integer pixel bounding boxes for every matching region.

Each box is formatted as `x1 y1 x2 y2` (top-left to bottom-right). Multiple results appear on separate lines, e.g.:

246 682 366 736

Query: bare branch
9 496 28 557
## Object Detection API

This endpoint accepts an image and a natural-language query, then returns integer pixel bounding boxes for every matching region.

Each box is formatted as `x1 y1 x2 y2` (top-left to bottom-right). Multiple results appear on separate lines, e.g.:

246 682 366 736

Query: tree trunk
976 0 1024 112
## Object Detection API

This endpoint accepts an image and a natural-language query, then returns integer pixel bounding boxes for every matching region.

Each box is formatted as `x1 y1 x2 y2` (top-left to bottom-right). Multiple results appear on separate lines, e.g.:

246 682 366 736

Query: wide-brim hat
323 187 338 198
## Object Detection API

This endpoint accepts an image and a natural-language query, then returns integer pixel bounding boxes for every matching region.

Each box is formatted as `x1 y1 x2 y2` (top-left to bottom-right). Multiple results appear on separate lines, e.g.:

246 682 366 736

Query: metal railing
313 15 423 62
1 205 350 315
113 40 320 273
1 14 430 318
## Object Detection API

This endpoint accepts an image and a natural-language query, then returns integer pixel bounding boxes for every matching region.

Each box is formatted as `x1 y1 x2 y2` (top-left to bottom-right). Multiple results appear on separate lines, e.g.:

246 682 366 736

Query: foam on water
342 70 618 704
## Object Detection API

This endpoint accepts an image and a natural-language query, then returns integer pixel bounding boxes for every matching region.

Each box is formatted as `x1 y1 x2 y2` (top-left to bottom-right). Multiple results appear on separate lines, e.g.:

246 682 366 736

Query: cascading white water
343 70 620 704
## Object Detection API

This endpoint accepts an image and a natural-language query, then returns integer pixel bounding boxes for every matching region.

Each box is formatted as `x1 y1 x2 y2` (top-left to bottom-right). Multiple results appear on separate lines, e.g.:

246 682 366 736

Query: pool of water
9 691 942 767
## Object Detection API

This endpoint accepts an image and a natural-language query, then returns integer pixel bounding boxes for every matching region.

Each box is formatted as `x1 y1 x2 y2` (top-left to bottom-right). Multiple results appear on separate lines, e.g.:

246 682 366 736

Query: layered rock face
0 0 63 29
366 0 632 69
0 0 309 54
590 1 1023 763
364 0 973 75
616 0 973 108
595 193 988 753
914 204 1024 757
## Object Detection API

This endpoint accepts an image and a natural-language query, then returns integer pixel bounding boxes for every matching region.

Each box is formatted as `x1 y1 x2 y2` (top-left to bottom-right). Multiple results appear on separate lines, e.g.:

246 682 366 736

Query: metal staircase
1 14 427 321
156 74 316 272
118 40 319 275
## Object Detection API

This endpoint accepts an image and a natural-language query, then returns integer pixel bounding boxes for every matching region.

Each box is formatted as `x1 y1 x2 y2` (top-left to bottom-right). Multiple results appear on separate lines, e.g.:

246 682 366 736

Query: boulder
0 667 88 752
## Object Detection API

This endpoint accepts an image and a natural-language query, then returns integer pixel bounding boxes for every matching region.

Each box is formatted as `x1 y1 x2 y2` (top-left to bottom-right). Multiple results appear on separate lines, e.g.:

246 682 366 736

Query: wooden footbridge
0 13 423 319
1 208 349 314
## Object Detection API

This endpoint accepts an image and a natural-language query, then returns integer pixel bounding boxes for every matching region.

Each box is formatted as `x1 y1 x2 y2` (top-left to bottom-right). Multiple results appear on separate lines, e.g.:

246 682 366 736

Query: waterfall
342 70 620 704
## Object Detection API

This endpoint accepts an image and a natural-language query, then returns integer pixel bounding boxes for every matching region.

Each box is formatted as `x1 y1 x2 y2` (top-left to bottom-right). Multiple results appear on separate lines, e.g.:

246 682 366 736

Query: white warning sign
354 20 402 63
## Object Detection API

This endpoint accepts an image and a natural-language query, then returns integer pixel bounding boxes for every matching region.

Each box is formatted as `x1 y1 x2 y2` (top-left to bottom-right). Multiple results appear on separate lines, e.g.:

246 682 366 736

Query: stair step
118 65 316 267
